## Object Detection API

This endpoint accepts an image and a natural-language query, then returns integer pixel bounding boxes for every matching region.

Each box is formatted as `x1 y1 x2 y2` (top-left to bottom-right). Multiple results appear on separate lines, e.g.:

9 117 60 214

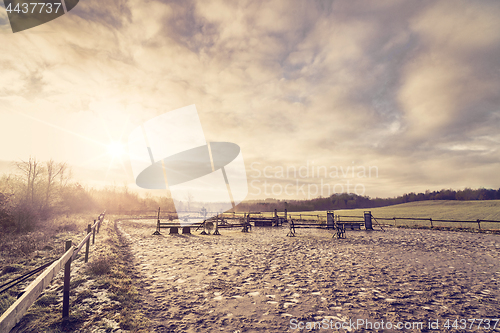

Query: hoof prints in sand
118 220 500 332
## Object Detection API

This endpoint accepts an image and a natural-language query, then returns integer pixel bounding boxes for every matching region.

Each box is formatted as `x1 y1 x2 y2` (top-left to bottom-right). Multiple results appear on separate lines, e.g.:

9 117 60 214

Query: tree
60 183 97 213
0 192 13 229
43 159 67 215
15 157 42 205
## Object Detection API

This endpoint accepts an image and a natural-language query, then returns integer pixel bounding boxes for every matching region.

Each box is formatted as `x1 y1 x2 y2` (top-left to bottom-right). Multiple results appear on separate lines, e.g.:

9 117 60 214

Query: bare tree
10 157 45 231
44 159 67 210
15 157 42 205
59 164 71 187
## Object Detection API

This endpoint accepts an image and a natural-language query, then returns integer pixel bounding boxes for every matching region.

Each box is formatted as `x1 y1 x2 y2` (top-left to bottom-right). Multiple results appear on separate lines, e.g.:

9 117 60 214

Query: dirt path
118 220 500 332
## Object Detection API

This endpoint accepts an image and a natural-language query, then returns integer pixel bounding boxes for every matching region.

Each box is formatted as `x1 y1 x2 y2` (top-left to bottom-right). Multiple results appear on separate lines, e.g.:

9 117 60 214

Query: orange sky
1 0 499 200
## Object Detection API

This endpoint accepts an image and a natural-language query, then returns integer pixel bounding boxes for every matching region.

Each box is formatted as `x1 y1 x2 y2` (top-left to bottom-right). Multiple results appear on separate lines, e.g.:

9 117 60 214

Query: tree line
2 157 498 232
0 157 175 233
235 188 500 213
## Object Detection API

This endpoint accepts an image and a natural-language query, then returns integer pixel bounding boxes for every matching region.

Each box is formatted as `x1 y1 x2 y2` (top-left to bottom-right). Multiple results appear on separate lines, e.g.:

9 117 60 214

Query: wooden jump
153 223 195 235
287 211 346 238
212 214 251 234
286 219 346 238
152 207 201 235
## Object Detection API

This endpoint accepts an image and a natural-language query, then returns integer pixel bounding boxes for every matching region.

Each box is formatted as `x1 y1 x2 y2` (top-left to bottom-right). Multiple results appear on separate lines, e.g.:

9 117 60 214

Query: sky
0 0 499 202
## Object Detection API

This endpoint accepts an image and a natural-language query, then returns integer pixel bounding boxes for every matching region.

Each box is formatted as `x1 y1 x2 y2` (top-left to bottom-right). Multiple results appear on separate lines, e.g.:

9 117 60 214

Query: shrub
35 293 58 307
10 201 40 233
0 293 16 314
87 256 111 276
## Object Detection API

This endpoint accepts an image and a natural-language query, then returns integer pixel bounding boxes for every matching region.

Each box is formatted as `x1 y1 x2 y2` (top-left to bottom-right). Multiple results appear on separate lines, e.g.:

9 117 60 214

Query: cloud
0 0 499 199
399 0 500 140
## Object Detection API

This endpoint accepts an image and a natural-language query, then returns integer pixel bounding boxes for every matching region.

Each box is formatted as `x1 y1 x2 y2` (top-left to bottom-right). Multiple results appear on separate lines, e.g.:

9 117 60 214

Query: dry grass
0 214 99 329
86 255 112 276
0 293 16 314
0 215 95 262
6 216 149 332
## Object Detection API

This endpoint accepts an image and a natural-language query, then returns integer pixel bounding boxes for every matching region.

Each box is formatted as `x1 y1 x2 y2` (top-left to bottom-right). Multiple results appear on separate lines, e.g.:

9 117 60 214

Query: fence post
477 219 481 230
327 211 334 229
393 217 397 227
364 211 373 230
430 218 433 228
63 240 72 318
214 217 221 235
92 220 96 245
85 224 91 263
97 215 101 233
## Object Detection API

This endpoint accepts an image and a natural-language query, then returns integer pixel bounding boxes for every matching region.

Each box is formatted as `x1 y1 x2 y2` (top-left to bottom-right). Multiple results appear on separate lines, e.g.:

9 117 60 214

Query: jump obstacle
152 207 381 237
153 207 203 235
286 211 384 237
286 211 346 238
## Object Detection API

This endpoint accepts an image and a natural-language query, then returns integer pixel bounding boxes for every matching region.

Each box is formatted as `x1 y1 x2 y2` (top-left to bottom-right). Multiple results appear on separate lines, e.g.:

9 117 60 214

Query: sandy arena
117 220 500 332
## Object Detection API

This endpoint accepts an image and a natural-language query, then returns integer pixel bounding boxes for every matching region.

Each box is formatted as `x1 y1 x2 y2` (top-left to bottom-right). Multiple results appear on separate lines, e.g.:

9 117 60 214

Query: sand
117 219 500 332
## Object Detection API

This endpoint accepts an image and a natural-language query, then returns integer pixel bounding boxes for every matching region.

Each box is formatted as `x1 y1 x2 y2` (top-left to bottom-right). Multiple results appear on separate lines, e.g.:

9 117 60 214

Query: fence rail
336 214 500 230
0 211 106 333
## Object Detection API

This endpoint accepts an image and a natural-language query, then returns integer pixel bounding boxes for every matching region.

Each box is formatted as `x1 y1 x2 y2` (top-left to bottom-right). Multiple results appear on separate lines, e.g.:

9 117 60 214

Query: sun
107 141 126 158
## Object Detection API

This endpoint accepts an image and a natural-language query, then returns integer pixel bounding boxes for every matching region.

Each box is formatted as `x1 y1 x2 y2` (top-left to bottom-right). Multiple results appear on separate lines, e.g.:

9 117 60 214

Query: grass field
260 200 500 230
0 215 149 332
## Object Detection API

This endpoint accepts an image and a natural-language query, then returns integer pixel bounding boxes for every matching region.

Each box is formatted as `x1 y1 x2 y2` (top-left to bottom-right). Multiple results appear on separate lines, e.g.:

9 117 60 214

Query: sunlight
107 141 126 158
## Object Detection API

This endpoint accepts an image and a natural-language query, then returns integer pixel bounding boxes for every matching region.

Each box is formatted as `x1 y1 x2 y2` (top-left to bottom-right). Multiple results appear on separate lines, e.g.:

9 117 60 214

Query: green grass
262 200 500 230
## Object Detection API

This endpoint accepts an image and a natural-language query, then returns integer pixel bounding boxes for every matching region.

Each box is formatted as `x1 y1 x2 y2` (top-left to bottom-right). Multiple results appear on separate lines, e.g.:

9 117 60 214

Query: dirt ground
117 219 500 333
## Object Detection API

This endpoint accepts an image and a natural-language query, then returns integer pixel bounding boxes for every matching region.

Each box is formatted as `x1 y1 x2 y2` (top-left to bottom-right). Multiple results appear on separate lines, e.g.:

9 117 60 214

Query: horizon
1 0 500 202
2 154 497 206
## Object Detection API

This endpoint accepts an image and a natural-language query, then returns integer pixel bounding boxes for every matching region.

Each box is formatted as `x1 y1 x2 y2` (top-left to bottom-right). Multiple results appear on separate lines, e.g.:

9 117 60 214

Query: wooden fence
287 213 325 223
0 211 106 333
336 214 500 230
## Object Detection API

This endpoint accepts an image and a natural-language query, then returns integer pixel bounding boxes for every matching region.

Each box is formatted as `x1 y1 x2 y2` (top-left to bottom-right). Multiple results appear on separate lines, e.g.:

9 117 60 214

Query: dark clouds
70 0 132 29
0 0 499 198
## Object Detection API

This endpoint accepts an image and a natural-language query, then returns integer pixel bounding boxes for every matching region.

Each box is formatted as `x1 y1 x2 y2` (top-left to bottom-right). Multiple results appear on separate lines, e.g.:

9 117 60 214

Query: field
0 215 149 332
259 200 500 230
2 201 500 332
117 218 500 332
